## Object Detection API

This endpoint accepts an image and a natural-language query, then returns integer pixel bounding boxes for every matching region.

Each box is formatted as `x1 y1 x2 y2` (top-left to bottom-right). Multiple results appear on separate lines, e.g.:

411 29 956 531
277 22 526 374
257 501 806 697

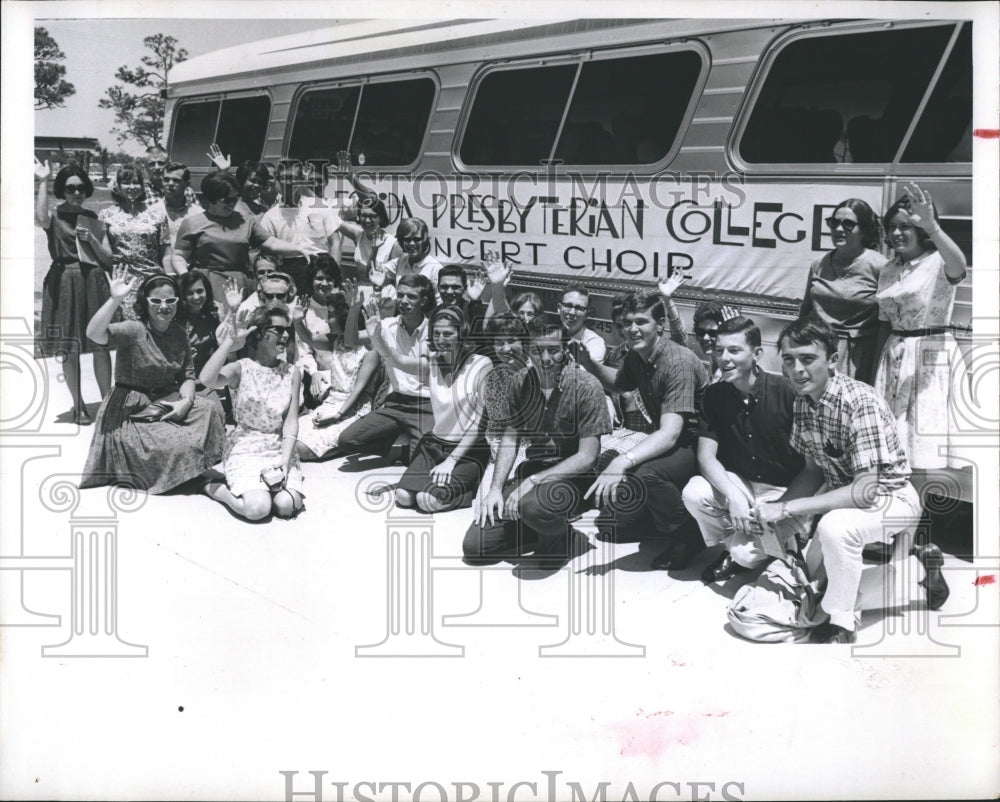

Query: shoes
650 540 705 571
72 408 93 426
911 543 950 610
700 552 747 583
808 622 857 644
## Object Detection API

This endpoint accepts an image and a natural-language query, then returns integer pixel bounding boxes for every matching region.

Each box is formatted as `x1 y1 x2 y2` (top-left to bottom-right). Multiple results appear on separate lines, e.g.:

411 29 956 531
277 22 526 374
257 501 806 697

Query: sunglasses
261 291 290 301
825 217 859 232
263 325 294 342
147 297 179 308
64 184 86 194
694 327 718 338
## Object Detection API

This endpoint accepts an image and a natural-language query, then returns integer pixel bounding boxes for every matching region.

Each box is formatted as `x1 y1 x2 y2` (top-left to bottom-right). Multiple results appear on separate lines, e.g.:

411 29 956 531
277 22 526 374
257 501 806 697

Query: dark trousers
594 442 701 545
463 461 592 564
337 392 433 458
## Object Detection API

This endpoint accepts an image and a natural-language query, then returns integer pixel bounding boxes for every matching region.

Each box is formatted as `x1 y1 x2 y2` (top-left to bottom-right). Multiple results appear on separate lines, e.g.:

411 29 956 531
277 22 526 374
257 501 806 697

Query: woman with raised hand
798 198 887 384
80 270 226 493
874 183 968 469
34 158 113 424
200 304 306 521
394 306 493 513
98 165 168 322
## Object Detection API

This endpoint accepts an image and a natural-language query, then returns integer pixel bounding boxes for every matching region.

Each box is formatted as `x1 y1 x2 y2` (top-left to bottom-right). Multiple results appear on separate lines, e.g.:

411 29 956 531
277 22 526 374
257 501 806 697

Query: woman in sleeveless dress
34 159 113 424
200 303 305 521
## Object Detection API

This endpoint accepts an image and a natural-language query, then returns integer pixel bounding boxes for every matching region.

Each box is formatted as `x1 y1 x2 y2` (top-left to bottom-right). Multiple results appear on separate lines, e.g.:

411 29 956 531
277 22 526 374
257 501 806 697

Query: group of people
36 147 965 642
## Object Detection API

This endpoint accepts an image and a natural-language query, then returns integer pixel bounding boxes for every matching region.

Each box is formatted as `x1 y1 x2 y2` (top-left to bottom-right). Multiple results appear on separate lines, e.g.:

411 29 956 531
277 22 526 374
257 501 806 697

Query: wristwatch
623 451 637 467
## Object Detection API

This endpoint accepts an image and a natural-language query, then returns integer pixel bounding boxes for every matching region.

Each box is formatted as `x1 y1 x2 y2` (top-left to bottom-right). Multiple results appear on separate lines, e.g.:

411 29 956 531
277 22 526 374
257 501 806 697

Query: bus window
554 51 701 165
740 24 957 164
350 78 435 166
171 100 220 167
903 24 972 162
215 96 272 165
460 64 577 166
287 85 361 163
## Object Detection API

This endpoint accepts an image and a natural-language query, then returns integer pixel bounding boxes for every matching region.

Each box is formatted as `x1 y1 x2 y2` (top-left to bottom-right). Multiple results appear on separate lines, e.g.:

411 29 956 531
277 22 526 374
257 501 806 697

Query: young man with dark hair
155 161 203 263
755 317 948 643
463 317 612 569
577 290 708 569
337 273 435 461
683 316 804 583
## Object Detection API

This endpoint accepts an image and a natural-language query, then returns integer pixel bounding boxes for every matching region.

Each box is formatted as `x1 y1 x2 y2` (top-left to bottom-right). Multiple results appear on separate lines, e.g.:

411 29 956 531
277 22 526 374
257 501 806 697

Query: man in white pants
756 317 948 644
682 317 804 583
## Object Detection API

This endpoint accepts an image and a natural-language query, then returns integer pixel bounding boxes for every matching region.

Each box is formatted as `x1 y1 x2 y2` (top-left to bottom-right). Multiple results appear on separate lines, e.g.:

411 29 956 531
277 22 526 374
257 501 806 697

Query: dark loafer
809 622 857 644
700 552 746 583
911 543 950 611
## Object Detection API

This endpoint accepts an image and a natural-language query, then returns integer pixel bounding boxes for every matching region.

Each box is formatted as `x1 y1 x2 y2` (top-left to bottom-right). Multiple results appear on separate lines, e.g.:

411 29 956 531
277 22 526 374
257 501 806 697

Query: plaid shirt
790 371 910 492
146 183 198 206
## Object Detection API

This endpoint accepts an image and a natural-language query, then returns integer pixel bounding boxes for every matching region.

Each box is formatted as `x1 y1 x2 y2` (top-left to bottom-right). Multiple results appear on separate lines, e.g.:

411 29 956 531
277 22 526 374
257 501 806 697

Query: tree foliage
98 34 188 149
34 27 76 109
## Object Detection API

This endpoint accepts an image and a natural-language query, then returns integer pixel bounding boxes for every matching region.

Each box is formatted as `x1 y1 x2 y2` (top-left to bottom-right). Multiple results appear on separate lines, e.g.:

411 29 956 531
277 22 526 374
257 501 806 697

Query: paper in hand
75 215 105 265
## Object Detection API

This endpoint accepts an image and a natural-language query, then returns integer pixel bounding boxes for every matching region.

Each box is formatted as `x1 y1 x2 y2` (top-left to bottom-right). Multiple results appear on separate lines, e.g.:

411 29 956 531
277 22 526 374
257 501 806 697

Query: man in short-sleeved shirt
463 318 612 569
754 317 944 644
559 283 607 364
576 290 708 570
682 316 804 583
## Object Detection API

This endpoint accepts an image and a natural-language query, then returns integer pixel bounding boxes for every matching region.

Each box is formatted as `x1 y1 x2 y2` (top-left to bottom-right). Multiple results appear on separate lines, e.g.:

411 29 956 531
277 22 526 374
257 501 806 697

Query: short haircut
693 301 725 329
395 218 431 256
511 291 543 316
53 164 94 199
396 273 436 314
200 171 240 204
883 195 940 252
310 254 341 288
777 316 839 359
111 165 147 205
133 274 179 321
560 282 590 300
832 198 882 250
145 145 167 157
261 272 293 294
236 161 269 190
527 315 568 344
245 302 291 352
163 162 190 183
716 315 761 349
486 313 529 344
610 292 629 320
438 264 468 287
178 270 219 323
356 195 390 228
254 253 280 271
621 290 665 323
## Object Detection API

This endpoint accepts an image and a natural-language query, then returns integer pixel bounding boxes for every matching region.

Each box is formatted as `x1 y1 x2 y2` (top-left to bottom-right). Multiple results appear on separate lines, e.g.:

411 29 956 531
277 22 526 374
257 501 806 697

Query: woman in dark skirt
80 270 226 494
34 158 113 424
394 306 493 513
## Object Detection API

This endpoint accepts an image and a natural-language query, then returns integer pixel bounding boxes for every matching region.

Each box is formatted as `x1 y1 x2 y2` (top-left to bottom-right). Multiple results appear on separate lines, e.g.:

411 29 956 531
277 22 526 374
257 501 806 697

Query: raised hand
342 277 360 308
486 253 512 286
903 183 938 232
720 304 740 322
34 157 51 182
467 269 488 301
289 296 308 324
228 309 258 351
206 144 231 171
108 265 138 300
657 269 688 299
368 265 387 288
363 296 381 338
223 277 243 311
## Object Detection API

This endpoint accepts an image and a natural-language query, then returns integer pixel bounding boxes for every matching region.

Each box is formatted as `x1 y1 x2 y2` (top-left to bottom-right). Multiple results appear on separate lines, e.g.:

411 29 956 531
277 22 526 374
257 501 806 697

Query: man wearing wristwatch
756 317 948 644
463 317 611 570
576 290 708 570
682 316 804 583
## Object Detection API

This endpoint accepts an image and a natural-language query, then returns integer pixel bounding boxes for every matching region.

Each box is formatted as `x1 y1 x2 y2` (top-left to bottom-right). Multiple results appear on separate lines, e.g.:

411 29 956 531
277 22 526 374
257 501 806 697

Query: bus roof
167 17 788 93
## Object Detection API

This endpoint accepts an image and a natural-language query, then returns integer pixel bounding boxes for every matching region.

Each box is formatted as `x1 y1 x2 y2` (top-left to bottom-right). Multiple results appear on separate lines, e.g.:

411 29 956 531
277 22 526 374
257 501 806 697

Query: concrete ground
1 347 996 801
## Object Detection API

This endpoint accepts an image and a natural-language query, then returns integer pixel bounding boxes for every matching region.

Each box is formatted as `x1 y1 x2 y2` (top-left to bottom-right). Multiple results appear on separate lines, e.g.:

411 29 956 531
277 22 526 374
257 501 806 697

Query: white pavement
0 350 996 801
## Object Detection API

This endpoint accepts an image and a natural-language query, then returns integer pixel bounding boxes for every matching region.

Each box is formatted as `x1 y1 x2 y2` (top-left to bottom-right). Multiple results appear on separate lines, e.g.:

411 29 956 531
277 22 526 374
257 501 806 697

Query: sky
34 18 331 155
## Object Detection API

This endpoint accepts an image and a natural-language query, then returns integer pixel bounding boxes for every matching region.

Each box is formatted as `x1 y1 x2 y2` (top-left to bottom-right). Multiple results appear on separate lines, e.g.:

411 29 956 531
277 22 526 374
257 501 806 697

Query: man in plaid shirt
756 317 948 643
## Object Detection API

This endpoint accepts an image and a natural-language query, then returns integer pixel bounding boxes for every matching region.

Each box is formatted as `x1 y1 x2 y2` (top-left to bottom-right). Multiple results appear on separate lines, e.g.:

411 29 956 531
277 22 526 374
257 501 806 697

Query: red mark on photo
973 574 996 586
972 129 1000 139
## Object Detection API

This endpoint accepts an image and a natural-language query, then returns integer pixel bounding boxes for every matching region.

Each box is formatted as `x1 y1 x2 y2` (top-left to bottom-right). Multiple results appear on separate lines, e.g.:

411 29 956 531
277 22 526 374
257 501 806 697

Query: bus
166 17 975 497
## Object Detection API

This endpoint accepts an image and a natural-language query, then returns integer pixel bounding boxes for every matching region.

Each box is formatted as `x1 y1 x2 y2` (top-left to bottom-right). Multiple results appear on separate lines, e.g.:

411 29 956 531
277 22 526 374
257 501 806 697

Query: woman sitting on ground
394 306 493 513
80 270 226 494
199 304 305 521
